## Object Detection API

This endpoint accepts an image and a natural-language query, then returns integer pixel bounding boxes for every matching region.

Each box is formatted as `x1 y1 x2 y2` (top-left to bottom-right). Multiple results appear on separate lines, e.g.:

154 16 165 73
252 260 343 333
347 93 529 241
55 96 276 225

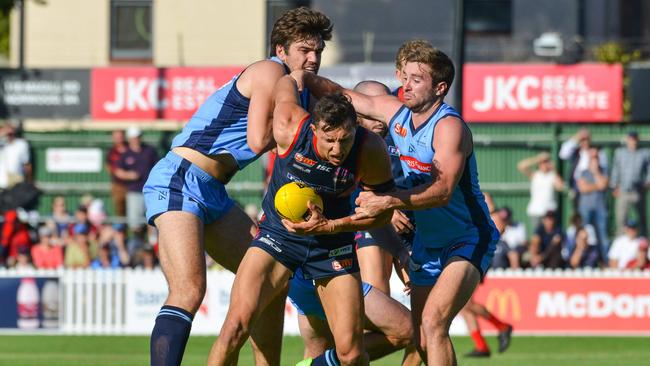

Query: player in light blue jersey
142 7 333 366
293 40 499 365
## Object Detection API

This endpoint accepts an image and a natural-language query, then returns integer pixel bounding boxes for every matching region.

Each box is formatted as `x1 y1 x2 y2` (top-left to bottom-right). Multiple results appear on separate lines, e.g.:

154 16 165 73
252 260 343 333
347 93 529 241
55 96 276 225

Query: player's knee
168 282 205 313
395 319 415 348
336 347 364 366
421 309 450 339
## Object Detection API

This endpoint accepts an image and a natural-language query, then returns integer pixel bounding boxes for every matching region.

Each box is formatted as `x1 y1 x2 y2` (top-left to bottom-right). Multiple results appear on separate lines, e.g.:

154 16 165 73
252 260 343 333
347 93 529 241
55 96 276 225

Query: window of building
465 0 512 34
110 0 152 61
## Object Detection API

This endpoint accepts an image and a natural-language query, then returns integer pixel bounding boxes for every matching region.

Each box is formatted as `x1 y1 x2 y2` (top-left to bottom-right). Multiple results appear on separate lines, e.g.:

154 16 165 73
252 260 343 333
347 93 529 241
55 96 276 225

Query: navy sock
312 348 340 366
150 305 194 366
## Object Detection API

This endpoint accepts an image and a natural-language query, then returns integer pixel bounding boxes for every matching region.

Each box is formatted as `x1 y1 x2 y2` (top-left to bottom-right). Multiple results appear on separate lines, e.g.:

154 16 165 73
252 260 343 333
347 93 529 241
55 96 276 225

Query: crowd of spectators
1 123 650 272
493 128 650 271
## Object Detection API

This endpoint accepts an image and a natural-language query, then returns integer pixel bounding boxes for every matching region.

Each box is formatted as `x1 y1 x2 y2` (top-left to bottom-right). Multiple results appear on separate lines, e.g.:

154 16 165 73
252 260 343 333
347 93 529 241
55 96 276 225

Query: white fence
1 268 649 335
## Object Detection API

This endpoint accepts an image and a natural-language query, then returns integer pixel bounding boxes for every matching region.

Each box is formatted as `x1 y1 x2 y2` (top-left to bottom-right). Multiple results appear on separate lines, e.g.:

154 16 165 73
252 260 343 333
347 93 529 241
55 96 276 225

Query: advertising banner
473 276 650 334
463 63 623 122
90 67 243 120
0 69 89 118
124 270 300 335
46 148 103 173
0 277 60 330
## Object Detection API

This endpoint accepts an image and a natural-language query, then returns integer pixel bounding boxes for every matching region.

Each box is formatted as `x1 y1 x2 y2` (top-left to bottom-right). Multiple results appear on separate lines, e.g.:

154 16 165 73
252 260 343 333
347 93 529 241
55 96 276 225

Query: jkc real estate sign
91 67 243 120
463 63 623 122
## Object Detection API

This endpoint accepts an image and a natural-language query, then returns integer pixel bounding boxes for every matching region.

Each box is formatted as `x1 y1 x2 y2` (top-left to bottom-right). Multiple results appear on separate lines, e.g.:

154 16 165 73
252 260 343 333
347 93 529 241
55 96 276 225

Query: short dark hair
270 7 333 56
312 93 356 132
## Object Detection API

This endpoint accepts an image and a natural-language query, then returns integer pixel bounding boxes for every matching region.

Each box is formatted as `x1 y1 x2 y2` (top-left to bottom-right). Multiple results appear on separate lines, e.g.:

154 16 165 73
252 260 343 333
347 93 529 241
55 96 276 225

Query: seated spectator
132 244 158 270
50 196 72 237
13 246 34 270
97 223 130 267
91 244 122 269
530 211 566 269
608 219 649 270
497 207 527 268
64 223 94 269
517 152 564 229
565 214 599 269
31 226 64 269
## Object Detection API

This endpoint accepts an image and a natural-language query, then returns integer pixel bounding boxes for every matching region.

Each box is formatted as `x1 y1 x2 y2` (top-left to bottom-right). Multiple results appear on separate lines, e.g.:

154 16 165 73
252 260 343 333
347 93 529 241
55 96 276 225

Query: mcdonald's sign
485 288 522 321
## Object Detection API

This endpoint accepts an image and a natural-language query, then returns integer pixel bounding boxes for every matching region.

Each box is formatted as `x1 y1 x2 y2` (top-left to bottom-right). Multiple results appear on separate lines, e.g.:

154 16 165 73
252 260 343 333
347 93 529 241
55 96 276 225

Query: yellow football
274 182 324 222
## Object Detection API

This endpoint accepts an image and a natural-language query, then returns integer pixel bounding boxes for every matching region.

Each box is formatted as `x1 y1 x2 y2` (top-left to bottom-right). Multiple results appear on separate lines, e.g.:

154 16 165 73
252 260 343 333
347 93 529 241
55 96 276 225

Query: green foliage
593 41 642 65
0 0 16 58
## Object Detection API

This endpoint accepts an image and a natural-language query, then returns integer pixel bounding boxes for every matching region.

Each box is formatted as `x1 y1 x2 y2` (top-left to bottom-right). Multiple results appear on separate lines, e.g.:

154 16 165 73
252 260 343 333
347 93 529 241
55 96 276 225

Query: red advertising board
473 276 650 334
463 63 623 122
91 67 243 120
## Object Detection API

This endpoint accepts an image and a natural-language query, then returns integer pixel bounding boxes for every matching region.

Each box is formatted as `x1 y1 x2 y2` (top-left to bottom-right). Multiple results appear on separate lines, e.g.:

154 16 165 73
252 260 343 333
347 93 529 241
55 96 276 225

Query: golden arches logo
485 288 521 321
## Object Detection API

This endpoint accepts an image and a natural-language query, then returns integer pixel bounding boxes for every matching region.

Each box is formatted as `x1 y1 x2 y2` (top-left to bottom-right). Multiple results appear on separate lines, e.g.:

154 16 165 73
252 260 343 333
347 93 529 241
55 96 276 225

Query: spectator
0 122 32 189
559 128 608 207
1 209 32 267
90 244 122 269
31 226 64 269
611 131 650 235
576 146 610 262
114 126 158 230
97 223 130 267
497 207 527 268
50 196 72 237
517 152 564 229
565 214 599 269
106 129 128 217
529 210 566 269
13 246 34 270
64 223 93 269
608 219 649 270
132 244 158 270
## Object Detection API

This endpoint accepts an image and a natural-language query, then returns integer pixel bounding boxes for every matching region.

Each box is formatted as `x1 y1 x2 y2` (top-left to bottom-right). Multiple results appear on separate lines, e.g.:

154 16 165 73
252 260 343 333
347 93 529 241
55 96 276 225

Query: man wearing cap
611 131 650 236
608 219 649 270
115 126 159 230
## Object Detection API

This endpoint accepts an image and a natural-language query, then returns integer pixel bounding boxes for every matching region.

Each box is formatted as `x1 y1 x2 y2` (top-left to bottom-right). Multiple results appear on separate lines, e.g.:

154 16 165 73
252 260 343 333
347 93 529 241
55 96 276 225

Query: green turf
0 335 649 365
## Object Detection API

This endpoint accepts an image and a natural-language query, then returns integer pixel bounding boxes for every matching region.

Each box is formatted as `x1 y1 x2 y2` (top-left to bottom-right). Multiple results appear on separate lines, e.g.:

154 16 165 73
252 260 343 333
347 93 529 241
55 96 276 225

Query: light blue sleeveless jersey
171 57 309 170
388 103 499 249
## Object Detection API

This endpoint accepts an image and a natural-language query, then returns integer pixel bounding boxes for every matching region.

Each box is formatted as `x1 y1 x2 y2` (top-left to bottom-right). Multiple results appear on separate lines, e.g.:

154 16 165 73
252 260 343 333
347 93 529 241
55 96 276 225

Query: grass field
1 335 649 365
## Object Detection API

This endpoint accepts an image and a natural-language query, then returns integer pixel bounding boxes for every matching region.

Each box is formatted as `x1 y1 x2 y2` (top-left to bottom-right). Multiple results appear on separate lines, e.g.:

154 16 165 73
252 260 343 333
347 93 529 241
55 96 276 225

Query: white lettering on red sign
536 291 650 319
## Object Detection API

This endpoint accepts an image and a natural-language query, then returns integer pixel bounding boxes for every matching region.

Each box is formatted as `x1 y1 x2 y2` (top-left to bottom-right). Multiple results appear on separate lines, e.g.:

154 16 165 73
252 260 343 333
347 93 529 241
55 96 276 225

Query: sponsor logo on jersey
292 163 312 174
408 145 416 153
258 234 282 252
329 245 353 257
388 146 400 156
331 258 354 271
400 155 432 173
394 123 407 137
295 153 317 167
315 164 332 172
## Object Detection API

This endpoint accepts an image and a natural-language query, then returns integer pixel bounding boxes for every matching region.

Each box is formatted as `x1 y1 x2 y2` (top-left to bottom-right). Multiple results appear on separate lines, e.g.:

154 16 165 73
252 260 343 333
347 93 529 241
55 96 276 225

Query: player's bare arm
237 60 287 154
354 116 471 218
272 75 310 154
283 132 394 235
292 70 402 124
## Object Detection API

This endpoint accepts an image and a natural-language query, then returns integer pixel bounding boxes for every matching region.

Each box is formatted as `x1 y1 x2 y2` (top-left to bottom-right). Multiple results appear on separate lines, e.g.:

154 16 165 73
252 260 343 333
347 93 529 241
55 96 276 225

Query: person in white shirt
517 152 564 229
608 219 648 270
0 122 31 189
497 207 527 268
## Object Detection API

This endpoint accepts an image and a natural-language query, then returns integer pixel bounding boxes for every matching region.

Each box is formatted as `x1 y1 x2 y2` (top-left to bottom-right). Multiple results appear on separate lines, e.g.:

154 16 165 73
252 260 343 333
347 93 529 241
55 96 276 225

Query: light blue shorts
408 239 496 286
143 151 234 226
288 268 373 321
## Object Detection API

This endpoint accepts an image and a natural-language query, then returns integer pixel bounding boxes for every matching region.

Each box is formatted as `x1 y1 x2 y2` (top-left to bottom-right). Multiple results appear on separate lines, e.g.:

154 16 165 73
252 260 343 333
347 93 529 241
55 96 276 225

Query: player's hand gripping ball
274 182 324 222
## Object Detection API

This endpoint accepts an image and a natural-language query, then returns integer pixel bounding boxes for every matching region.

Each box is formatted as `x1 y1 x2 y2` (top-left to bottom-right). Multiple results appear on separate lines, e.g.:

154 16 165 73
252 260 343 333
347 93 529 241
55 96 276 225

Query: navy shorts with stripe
251 228 359 281
143 151 234 225
288 268 372 321
408 239 496 287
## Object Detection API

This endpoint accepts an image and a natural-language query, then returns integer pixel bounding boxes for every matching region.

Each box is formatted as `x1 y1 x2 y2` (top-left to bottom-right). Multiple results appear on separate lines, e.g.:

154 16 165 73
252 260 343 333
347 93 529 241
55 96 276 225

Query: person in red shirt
31 226 64 269
1 209 32 267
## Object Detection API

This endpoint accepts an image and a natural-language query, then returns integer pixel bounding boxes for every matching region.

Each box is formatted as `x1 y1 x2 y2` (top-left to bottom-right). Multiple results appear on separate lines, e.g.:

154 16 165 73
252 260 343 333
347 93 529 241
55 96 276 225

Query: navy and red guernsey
260 115 368 246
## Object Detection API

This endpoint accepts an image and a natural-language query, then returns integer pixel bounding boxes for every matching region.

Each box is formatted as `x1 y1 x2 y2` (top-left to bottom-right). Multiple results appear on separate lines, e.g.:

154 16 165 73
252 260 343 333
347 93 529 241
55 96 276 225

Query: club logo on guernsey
394 123 407 137
331 258 354 271
329 245 353 257
388 146 400 157
295 153 317 167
